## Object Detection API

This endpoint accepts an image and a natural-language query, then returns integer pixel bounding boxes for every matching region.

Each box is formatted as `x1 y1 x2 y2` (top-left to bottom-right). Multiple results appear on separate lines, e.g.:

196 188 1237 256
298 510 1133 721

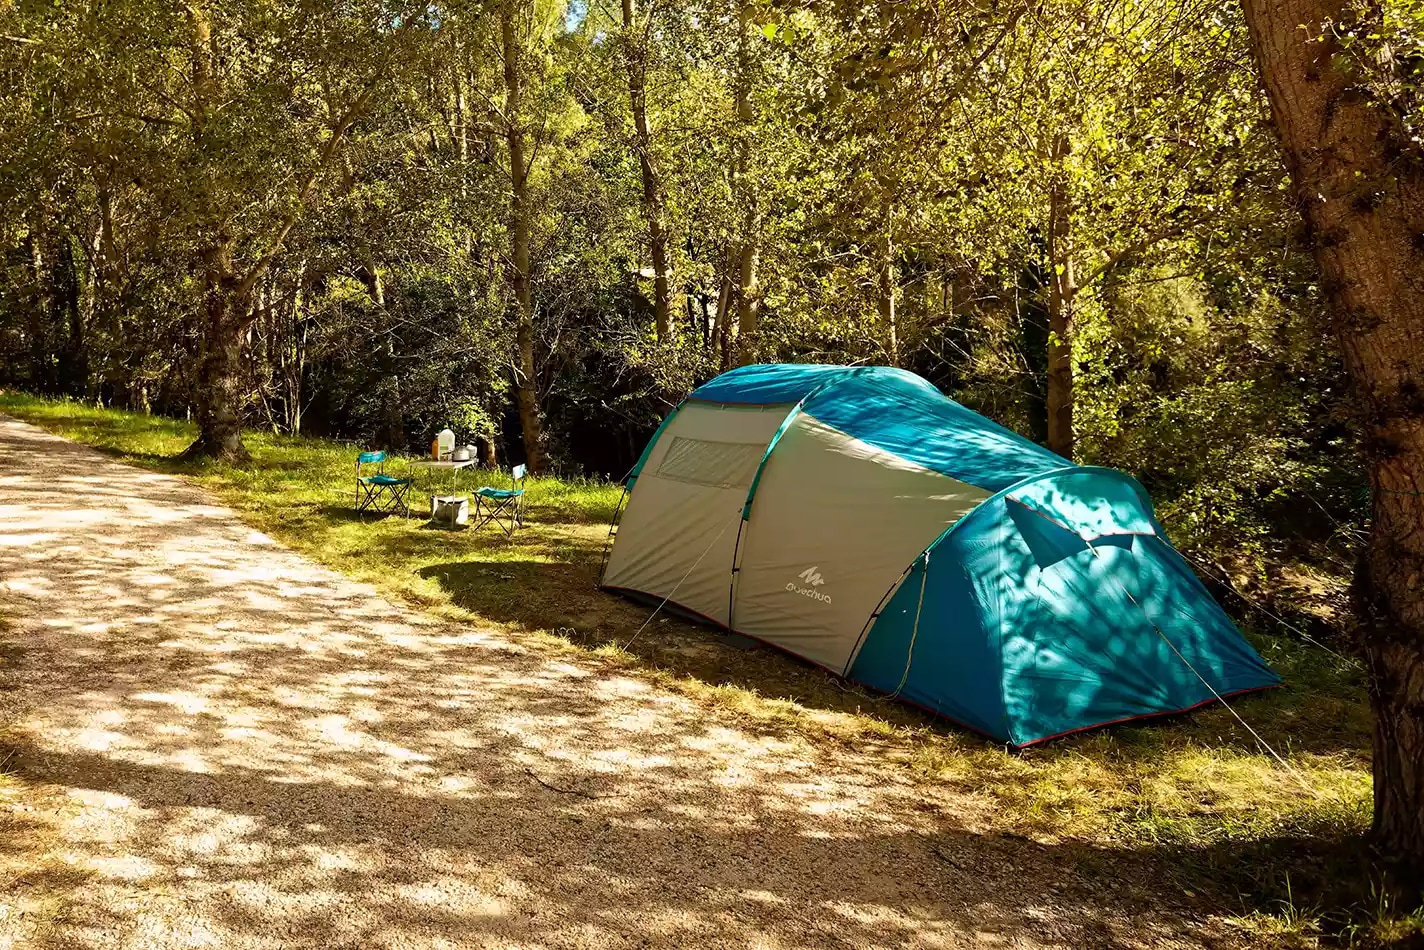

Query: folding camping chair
473 464 526 536
355 450 414 517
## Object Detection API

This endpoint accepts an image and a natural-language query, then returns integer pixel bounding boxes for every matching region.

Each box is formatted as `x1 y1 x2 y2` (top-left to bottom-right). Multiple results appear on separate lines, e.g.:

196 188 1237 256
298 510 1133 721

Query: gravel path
0 416 1233 949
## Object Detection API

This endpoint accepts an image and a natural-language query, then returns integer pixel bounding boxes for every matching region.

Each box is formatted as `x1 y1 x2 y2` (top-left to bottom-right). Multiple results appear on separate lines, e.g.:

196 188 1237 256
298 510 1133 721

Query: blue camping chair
355 450 413 517
474 464 526 536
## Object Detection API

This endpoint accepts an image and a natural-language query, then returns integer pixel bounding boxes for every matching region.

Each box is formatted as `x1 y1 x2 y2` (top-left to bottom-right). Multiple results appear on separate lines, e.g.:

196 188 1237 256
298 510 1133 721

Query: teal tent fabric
849 468 1279 746
610 363 1281 746
681 364 1070 493
847 551 1009 739
685 363 854 407
1007 467 1160 539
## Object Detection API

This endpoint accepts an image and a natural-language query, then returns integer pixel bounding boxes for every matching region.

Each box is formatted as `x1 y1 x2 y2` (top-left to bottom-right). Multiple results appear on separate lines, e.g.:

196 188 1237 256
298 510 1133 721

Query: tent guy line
1085 536 1312 791
621 511 737 651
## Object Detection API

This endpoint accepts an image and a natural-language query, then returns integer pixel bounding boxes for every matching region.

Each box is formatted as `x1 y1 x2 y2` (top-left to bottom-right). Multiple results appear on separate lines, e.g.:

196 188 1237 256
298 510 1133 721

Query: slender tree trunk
734 243 760 365
1046 131 1075 460
99 181 119 286
454 38 469 172
75 223 100 399
501 0 547 474
1016 263 1051 446
620 0 674 342
1243 0 1424 876
285 258 307 434
254 280 280 433
453 28 477 260
879 227 899 365
23 231 54 391
731 3 761 367
51 230 86 397
713 259 734 370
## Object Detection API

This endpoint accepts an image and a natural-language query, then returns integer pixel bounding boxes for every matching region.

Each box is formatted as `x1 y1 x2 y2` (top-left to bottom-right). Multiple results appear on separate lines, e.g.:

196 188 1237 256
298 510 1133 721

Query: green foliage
0 0 1364 565
1074 272 1357 563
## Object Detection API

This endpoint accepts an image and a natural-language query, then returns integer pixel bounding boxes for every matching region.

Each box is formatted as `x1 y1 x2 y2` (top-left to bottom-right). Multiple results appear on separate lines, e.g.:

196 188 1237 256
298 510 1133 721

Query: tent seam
996 507 1014 745
739 367 861 520
625 398 686 486
728 369 858 634
841 559 918 676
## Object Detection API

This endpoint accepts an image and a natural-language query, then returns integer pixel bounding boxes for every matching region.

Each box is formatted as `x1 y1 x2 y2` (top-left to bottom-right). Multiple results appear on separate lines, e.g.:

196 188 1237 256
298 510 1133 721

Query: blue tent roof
688 364 1069 493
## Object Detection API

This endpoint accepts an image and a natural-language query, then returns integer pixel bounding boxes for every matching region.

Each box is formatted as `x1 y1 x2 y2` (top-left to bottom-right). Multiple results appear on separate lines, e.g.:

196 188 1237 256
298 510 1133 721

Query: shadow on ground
0 413 1382 948
414 548 1369 764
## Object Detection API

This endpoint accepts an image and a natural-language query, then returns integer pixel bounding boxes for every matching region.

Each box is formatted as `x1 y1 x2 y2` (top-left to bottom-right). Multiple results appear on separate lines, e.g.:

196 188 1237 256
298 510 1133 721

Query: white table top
408 458 477 470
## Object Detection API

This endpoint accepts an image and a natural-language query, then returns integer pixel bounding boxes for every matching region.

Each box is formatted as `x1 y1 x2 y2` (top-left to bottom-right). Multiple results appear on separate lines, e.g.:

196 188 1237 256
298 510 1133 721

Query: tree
184 4 427 461
0 0 434 461
619 0 675 343
0 0 1366 588
1242 0 1424 872
499 0 550 474
729 1 764 365
977 0 1271 460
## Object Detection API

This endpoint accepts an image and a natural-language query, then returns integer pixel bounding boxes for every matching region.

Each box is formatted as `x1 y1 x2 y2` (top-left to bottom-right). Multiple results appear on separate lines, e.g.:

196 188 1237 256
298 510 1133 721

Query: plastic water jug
437 428 455 458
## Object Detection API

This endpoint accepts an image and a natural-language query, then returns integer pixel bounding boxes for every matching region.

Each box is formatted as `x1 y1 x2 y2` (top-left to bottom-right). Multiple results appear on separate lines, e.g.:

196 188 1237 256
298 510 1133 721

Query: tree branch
235 7 427 302
1076 224 1188 292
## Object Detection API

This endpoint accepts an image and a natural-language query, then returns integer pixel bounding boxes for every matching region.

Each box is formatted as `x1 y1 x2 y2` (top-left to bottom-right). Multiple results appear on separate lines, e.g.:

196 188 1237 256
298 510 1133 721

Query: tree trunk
713 259 734 370
23 231 55 392
879 229 899 365
501 0 547 474
1016 263 1051 446
182 2 251 463
1046 131 1075 460
730 3 761 367
186 244 253 463
453 27 477 260
49 231 86 397
285 258 307 434
734 243 760 366
1243 0 1424 876
621 0 674 342
75 223 100 400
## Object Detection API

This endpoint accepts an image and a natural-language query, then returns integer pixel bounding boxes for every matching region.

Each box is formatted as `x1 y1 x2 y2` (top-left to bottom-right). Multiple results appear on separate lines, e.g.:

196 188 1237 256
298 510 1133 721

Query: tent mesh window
656 437 766 489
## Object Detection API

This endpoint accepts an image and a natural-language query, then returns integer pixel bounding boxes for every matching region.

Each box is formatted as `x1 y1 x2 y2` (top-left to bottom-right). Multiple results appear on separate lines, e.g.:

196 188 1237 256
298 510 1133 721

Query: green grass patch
0 392 1405 945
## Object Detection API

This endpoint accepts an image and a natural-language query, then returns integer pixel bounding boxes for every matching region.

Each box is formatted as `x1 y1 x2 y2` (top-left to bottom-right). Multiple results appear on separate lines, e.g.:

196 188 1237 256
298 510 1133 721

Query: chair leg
472 496 511 534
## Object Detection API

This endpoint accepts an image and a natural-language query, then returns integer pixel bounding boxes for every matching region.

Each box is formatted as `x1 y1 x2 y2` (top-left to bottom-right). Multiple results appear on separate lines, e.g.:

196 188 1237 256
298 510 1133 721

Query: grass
0 392 1408 946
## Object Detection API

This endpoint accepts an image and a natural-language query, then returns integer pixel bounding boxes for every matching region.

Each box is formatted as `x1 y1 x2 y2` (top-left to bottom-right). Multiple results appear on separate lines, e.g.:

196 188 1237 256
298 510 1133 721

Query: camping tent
599 364 1280 746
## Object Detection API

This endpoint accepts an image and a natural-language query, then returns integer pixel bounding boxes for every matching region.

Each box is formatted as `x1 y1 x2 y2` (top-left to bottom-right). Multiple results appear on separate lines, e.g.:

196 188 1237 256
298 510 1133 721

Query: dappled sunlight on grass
0 393 1388 945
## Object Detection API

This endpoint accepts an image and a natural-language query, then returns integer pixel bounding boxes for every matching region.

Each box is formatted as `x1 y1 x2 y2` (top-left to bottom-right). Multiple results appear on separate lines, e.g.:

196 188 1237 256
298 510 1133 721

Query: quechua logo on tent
787 566 832 604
